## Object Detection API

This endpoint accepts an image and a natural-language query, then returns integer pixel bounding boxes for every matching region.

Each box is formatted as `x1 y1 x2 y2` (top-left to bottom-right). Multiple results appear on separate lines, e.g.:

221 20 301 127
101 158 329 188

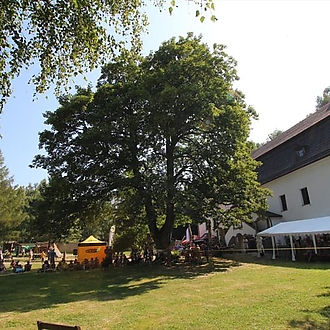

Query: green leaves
195 9 205 22
0 0 147 111
196 1 216 22
316 86 330 110
211 15 218 22
0 150 27 241
1 0 219 111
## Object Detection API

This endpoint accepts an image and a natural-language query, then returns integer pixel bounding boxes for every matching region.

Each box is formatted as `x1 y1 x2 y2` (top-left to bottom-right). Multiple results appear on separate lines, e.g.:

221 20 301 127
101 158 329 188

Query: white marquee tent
257 216 330 261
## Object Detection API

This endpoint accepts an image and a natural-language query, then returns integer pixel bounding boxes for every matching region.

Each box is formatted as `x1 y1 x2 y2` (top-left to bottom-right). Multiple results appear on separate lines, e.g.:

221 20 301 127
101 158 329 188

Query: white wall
198 222 217 238
264 157 330 221
225 222 256 246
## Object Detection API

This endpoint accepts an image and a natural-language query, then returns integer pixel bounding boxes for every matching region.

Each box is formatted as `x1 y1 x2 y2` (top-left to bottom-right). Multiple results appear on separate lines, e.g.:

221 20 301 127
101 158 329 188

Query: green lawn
1 253 330 330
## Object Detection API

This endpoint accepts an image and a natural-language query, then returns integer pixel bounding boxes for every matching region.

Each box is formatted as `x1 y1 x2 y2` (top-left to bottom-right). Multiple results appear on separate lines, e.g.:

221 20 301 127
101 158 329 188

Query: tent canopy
78 235 106 247
257 216 330 237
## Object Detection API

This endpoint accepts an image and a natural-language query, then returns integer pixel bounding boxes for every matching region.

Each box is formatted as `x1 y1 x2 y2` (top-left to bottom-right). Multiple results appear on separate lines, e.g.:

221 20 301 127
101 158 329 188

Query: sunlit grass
1 254 330 329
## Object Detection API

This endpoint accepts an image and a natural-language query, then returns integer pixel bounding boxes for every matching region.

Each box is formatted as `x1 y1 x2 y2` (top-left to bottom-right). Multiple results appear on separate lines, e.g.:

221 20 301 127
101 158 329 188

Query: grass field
1 253 330 330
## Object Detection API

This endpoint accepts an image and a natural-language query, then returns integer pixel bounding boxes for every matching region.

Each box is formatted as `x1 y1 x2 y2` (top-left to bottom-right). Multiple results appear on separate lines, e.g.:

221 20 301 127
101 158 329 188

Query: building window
296 145 307 158
301 187 311 205
280 194 288 211
297 147 306 157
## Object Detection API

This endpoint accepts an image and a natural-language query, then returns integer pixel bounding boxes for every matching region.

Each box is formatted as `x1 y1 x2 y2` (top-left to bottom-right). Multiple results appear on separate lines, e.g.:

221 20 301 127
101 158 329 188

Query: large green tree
25 177 119 243
0 0 215 110
26 177 90 242
0 150 26 242
266 129 283 142
24 178 76 242
33 34 269 249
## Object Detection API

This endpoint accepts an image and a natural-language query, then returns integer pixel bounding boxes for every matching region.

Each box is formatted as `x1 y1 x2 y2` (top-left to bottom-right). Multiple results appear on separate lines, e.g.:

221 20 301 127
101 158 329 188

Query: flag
186 225 193 243
109 225 116 247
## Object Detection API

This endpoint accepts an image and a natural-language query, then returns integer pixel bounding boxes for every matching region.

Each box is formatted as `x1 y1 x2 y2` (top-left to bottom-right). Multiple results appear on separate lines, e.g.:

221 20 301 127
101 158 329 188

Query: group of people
180 242 209 264
101 249 135 269
0 246 34 262
4 257 32 273
2 234 214 275
0 244 58 275
56 257 101 271
37 256 105 272
3 251 136 274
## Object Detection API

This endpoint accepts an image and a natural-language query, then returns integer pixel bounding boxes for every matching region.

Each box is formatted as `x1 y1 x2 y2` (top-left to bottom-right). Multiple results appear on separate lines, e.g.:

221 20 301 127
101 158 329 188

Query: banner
109 225 116 247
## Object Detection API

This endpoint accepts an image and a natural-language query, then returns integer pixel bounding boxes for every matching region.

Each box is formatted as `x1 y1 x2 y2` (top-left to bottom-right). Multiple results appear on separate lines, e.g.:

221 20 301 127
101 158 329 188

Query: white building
252 102 330 229
225 102 330 252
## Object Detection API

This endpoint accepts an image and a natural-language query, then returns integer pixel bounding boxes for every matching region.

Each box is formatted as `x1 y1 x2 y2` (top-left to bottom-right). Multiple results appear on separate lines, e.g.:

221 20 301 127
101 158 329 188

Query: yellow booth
77 235 107 263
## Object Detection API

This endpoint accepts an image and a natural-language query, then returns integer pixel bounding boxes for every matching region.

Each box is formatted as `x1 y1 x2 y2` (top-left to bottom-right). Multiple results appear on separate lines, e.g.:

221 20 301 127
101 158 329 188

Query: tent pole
312 234 318 255
271 236 276 259
256 236 261 257
289 235 296 261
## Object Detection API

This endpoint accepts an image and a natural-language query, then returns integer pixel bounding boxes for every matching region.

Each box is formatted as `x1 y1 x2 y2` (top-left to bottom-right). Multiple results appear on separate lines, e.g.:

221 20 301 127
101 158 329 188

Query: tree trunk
158 138 176 249
147 138 176 250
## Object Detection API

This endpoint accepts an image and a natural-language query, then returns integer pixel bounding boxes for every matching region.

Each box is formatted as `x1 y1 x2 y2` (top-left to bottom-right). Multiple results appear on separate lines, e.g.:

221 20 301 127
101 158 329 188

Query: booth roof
257 216 330 237
80 235 105 244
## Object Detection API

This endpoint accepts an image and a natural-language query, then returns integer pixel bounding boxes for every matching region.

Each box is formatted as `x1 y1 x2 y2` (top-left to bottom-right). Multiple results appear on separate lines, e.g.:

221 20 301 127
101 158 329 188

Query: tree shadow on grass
318 286 330 298
160 257 241 278
288 287 330 329
288 316 330 330
288 306 330 329
0 257 241 313
221 252 330 270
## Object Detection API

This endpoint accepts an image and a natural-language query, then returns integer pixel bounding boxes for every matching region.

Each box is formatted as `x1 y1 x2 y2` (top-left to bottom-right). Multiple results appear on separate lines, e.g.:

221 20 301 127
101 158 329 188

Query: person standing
203 243 209 263
29 248 34 262
41 250 46 262
243 236 249 253
48 247 56 268
0 259 6 273
257 236 265 257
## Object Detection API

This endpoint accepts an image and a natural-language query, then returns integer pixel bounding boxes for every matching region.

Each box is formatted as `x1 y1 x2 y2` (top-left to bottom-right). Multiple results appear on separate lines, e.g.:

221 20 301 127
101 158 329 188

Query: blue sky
1 1 330 187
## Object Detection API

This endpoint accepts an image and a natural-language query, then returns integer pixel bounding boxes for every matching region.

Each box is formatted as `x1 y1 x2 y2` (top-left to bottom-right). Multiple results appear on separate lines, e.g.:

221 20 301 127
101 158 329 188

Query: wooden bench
37 321 82 330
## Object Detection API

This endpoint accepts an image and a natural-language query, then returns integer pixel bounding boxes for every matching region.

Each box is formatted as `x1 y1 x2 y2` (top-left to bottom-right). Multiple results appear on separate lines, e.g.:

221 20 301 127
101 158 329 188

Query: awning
257 216 330 237
78 235 106 247
256 216 330 261
21 245 35 250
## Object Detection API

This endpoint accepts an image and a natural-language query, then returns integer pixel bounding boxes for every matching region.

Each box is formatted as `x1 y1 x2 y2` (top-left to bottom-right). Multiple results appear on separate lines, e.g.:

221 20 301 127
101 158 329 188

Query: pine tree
0 150 26 242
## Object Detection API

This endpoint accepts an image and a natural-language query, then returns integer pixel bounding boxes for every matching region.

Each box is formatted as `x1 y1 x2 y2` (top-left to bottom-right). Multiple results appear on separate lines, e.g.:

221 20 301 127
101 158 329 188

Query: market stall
77 235 107 263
